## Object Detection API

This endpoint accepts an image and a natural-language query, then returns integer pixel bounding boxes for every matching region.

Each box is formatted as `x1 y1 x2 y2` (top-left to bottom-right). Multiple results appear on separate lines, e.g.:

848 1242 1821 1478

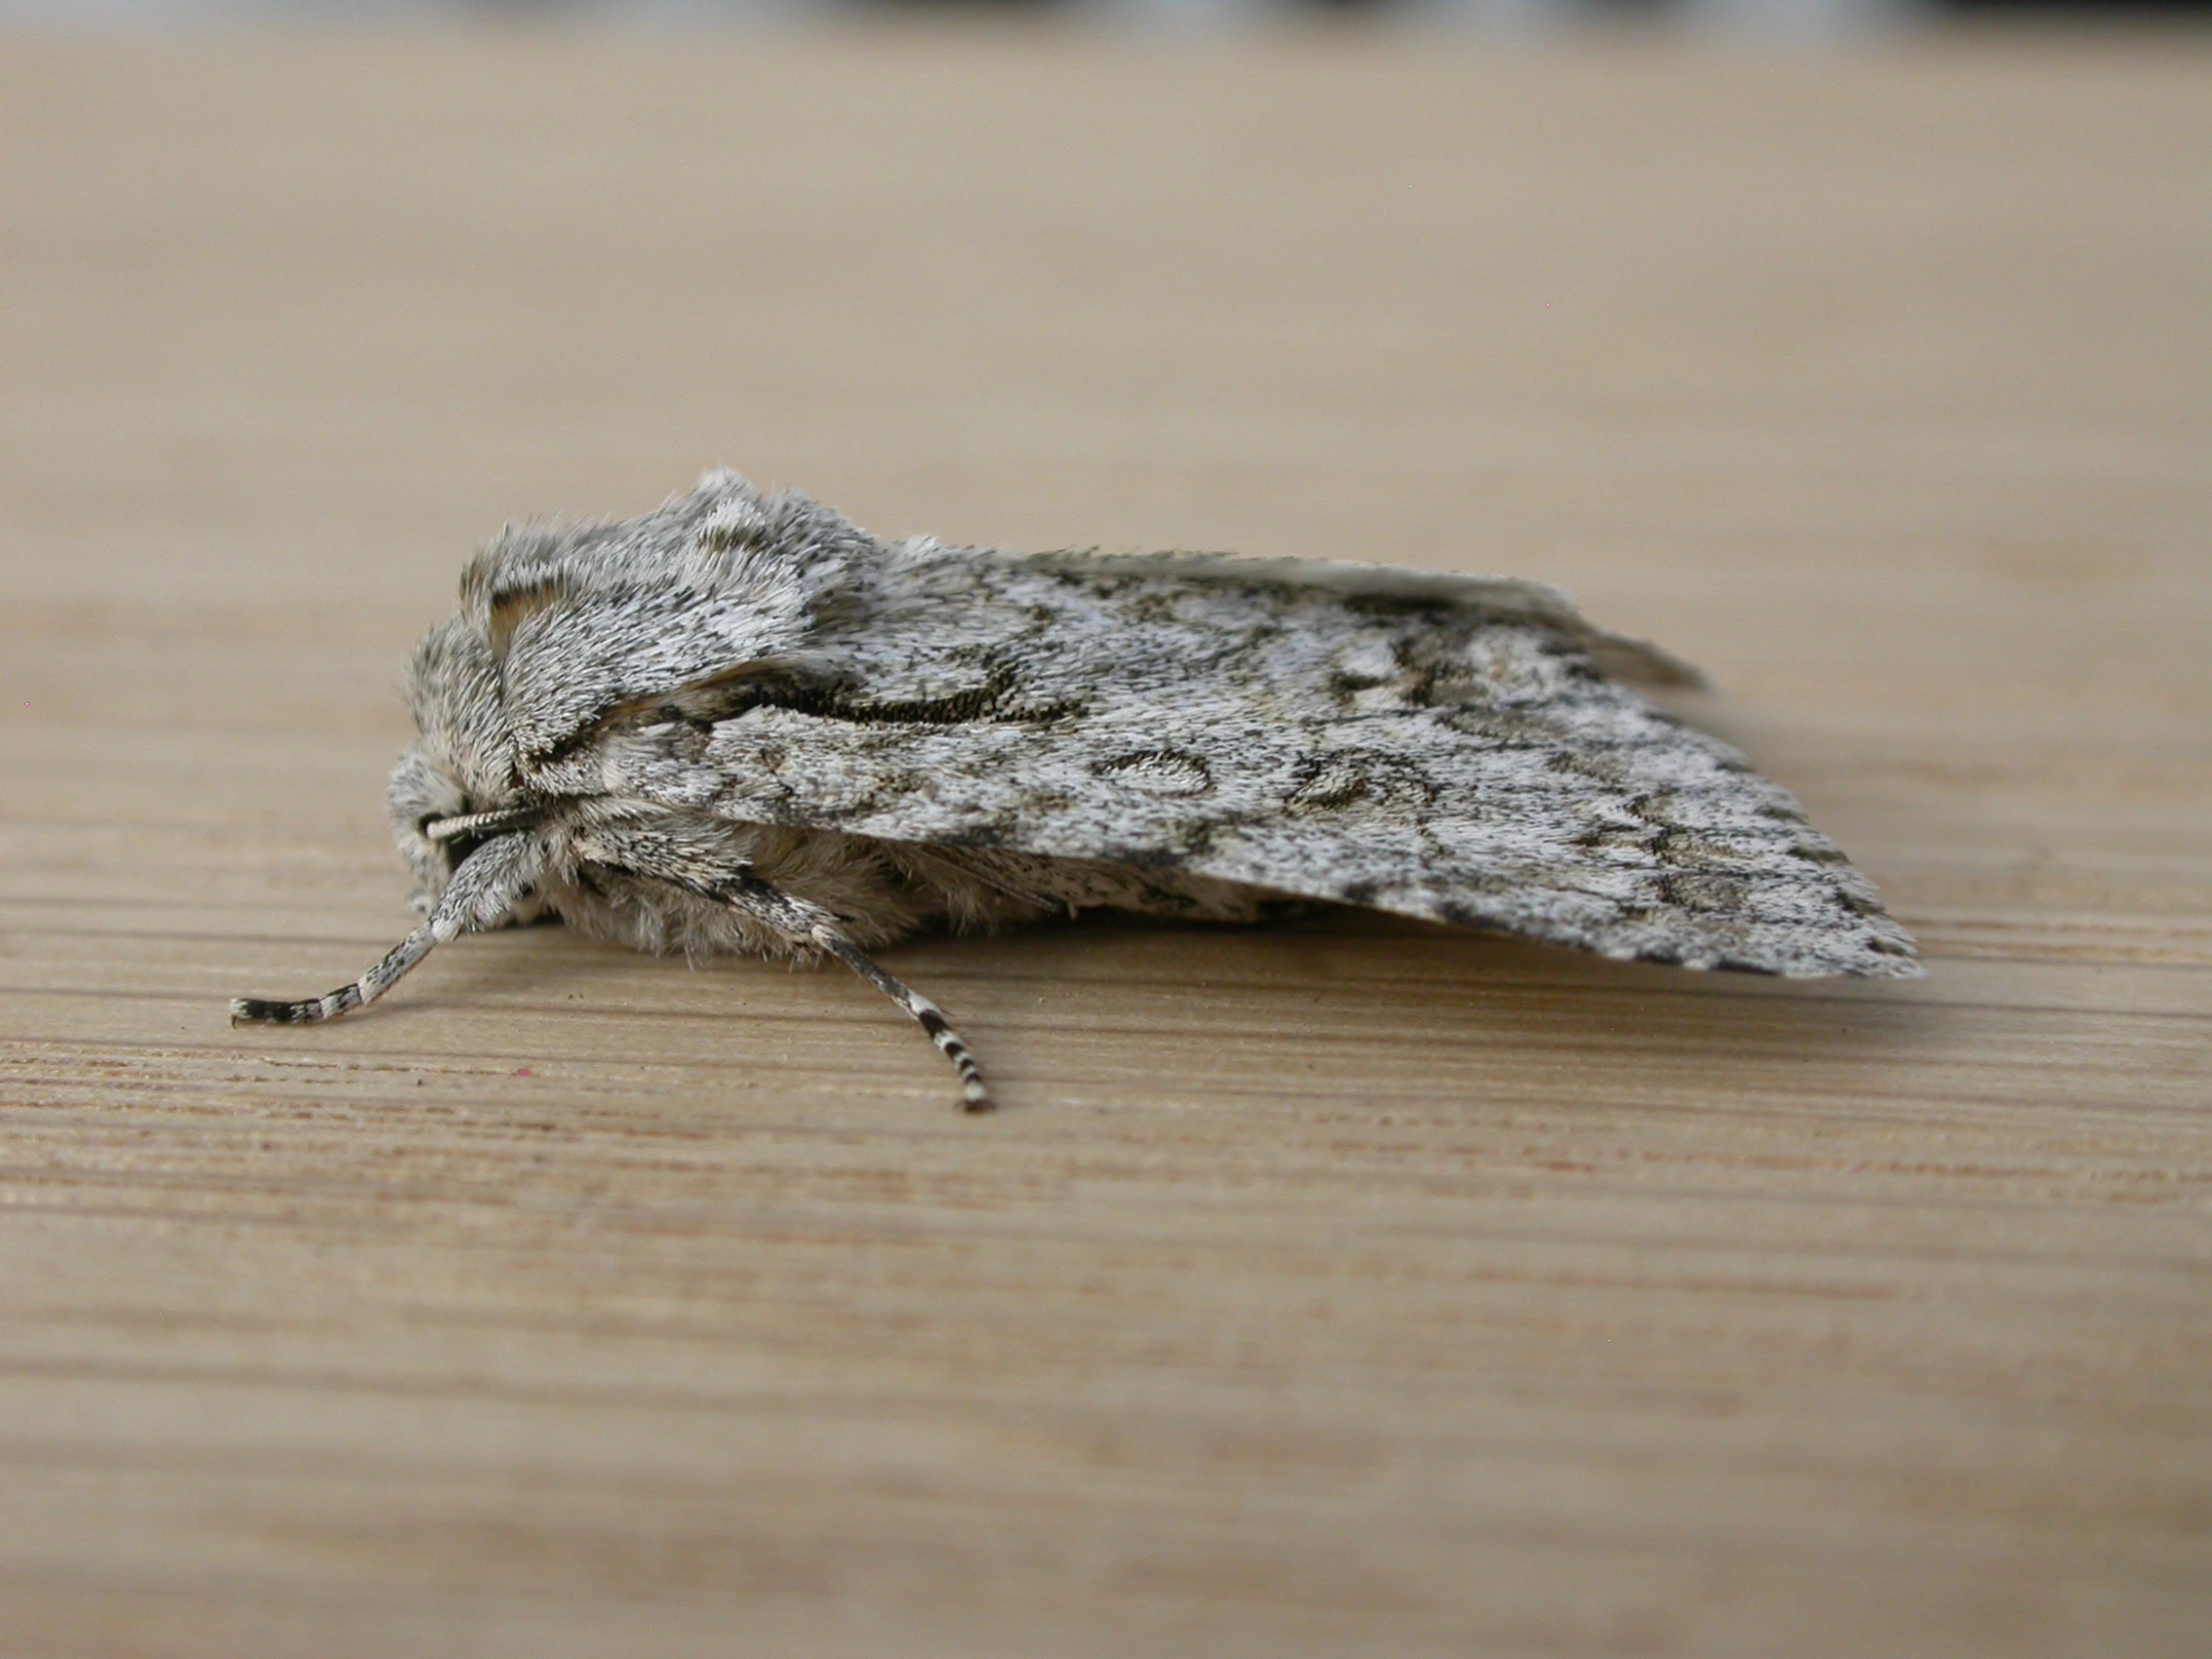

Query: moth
234 471 1922 1110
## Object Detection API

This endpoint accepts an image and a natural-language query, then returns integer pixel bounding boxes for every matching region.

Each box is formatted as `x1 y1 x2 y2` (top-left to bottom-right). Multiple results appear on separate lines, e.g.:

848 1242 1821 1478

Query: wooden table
3 27 2206 1658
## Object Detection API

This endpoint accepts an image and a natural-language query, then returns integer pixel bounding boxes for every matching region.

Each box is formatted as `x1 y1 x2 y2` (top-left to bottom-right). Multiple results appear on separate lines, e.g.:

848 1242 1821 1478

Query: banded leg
232 923 437 1024
232 830 544 1028
720 873 993 1114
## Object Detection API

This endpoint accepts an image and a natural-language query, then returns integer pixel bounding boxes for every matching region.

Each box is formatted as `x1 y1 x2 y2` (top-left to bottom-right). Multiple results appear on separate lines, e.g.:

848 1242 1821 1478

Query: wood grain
2 27 2207 1659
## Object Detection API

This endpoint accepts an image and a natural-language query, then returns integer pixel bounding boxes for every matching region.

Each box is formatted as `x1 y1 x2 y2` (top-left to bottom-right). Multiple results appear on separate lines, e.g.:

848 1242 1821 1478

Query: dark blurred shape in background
1 0 2205 32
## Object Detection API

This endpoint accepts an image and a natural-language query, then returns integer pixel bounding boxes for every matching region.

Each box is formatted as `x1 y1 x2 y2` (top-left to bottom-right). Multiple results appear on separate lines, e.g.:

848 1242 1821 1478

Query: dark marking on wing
486 576 573 662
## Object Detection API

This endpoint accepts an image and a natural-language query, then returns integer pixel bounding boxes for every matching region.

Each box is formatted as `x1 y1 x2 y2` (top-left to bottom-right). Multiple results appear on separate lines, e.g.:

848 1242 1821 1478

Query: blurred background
1 0 2206 35
4 0 2209 1650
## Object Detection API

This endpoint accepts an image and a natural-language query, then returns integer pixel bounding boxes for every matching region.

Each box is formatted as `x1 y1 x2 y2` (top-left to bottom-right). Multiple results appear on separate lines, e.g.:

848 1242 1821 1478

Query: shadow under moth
234 471 1922 1110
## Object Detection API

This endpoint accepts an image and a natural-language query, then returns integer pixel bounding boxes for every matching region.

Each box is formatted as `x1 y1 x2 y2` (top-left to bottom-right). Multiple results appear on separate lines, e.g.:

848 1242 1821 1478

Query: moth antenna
232 831 544 1029
423 804 544 843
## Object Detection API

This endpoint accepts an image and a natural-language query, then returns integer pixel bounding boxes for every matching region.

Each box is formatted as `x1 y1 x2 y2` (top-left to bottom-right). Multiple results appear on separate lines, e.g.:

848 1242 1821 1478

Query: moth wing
1013 548 1707 690
463 472 867 767
588 538 1919 978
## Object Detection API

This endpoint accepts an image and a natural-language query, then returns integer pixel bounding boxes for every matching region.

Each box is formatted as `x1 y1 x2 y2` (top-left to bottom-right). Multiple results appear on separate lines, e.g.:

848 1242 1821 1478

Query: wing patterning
505 480 1917 979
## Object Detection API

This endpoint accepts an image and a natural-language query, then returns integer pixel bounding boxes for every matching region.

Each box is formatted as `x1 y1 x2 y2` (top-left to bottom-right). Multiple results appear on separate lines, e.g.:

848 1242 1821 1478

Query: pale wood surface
3 28 2208 1659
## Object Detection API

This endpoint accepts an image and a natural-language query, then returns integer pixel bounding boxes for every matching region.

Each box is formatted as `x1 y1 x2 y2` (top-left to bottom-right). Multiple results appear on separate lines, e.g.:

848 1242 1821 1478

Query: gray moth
234 470 1922 1110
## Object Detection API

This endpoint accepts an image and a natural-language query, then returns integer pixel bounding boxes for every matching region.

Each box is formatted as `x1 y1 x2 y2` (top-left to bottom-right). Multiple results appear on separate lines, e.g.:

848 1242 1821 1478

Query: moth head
392 613 551 912
385 744 546 916
385 744 471 900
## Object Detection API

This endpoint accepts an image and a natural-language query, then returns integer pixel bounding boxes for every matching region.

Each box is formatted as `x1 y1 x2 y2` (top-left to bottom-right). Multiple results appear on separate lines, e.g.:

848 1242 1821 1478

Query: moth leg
232 924 438 1025
718 872 994 1115
232 831 543 1027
